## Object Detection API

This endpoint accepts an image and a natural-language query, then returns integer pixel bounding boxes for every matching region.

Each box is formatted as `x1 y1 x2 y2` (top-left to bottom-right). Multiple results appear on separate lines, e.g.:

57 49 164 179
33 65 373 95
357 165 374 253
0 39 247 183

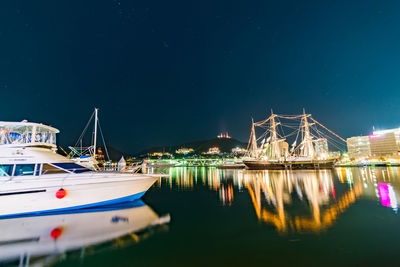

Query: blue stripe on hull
0 191 147 219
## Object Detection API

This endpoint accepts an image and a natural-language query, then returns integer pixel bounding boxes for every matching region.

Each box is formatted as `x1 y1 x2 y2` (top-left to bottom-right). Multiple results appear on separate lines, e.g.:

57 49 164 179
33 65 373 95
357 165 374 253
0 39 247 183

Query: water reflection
154 166 400 233
0 201 169 266
243 170 363 233
336 167 400 211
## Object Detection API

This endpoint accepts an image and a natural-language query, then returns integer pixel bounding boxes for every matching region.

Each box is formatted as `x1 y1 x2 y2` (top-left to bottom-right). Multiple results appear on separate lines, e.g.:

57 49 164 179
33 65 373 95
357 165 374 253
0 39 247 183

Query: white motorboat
0 200 170 266
0 121 160 218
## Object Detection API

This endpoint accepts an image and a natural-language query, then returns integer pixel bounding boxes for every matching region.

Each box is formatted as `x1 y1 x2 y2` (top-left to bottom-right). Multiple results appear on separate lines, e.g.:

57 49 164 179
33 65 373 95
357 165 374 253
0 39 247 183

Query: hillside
136 138 247 156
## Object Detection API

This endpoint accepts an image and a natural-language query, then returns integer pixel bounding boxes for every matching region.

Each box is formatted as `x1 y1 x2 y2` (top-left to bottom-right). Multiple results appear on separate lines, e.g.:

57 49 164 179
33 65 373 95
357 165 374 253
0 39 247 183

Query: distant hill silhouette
136 137 247 157
100 146 131 162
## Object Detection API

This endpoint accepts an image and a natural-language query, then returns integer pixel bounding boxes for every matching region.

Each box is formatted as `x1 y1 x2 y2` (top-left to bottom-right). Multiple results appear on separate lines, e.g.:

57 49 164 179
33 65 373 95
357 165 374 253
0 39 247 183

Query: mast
301 109 314 158
250 119 258 158
93 108 98 158
270 111 281 159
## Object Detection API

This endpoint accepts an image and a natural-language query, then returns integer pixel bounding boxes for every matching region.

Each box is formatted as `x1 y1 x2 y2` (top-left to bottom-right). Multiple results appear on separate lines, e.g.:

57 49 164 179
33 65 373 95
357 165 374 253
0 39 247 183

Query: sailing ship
243 110 345 169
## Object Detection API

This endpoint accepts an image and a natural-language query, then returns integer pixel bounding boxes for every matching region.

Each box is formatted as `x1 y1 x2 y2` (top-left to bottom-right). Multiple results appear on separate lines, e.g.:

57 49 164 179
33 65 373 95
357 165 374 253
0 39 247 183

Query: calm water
2 167 400 266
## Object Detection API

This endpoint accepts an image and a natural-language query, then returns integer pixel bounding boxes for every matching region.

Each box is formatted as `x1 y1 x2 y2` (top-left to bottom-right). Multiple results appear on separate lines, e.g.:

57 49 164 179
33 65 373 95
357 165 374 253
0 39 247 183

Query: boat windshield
0 123 58 146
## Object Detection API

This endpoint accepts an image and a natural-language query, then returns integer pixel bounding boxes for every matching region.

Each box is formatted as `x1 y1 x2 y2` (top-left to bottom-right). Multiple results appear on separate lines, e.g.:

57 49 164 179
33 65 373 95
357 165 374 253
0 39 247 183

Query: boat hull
0 201 161 265
243 159 336 170
0 174 158 218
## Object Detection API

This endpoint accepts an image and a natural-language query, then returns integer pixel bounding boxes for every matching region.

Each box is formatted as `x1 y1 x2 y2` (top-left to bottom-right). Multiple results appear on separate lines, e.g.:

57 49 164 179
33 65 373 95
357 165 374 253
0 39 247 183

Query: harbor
2 166 400 266
1 107 399 265
3 0 400 266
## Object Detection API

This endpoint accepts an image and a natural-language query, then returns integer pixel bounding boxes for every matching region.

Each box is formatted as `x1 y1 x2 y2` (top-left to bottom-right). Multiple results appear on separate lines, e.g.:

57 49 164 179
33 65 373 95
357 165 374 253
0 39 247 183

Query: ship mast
249 118 258 158
270 111 281 160
301 109 314 158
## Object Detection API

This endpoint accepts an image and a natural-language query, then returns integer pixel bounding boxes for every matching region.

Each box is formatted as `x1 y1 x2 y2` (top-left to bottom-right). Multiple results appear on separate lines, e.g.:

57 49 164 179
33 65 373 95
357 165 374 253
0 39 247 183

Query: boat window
0 164 13 176
35 164 40 176
53 163 90 173
14 164 35 176
41 164 69 175
0 125 57 145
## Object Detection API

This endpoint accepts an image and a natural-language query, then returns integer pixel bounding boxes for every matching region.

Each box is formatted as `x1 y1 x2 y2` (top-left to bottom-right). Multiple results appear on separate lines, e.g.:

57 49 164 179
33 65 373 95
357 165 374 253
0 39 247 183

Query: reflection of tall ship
242 169 363 233
0 201 170 266
243 110 344 169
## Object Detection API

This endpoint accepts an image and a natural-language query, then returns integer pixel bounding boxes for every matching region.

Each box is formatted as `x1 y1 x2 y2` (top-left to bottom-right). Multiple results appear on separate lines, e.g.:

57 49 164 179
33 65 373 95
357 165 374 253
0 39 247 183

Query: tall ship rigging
243 110 345 169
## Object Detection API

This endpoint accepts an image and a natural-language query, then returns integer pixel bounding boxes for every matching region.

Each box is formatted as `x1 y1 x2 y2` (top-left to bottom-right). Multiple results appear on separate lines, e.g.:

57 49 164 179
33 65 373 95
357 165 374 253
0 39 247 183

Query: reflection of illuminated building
378 183 398 210
154 166 400 232
219 184 234 206
154 167 237 205
336 167 400 212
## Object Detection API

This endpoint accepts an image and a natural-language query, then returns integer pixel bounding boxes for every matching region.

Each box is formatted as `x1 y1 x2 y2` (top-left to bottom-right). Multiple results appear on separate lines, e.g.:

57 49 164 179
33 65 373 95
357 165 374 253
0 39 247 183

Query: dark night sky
1 0 400 153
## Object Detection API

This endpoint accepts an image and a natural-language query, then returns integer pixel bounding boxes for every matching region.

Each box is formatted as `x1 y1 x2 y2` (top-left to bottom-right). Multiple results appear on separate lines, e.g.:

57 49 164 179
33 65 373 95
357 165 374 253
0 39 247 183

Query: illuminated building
149 152 172 157
347 136 371 159
217 132 231 139
175 148 194 155
231 146 247 155
369 128 400 156
346 127 400 159
314 138 328 155
203 146 220 155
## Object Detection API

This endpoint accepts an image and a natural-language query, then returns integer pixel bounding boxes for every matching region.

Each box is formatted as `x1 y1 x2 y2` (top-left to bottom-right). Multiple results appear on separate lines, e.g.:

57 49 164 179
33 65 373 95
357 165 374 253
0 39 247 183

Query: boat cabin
0 121 92 177
0 121 58 147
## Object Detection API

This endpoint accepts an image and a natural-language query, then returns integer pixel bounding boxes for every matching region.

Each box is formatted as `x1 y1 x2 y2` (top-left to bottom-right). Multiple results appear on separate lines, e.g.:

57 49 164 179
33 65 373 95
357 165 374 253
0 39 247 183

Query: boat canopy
0 121 59 146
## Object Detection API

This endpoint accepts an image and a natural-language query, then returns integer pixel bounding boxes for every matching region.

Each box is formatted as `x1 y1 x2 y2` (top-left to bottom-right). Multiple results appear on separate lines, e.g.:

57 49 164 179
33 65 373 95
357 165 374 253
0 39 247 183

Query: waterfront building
346 127 400 159
231 146 247 155
370 129 400 156
314 138 329 159
203 146 220 155
149 152 173 157
347 136 371 159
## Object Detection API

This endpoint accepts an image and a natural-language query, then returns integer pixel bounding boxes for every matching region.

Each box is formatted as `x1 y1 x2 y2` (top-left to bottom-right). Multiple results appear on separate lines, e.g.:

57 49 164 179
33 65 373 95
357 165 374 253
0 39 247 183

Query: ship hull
0 173 158 218
217 164 246 169
243 159 336 170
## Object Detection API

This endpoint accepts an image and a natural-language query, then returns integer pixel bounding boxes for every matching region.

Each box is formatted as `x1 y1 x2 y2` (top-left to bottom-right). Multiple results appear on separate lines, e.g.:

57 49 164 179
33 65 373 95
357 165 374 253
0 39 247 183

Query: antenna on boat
94 108 98 158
